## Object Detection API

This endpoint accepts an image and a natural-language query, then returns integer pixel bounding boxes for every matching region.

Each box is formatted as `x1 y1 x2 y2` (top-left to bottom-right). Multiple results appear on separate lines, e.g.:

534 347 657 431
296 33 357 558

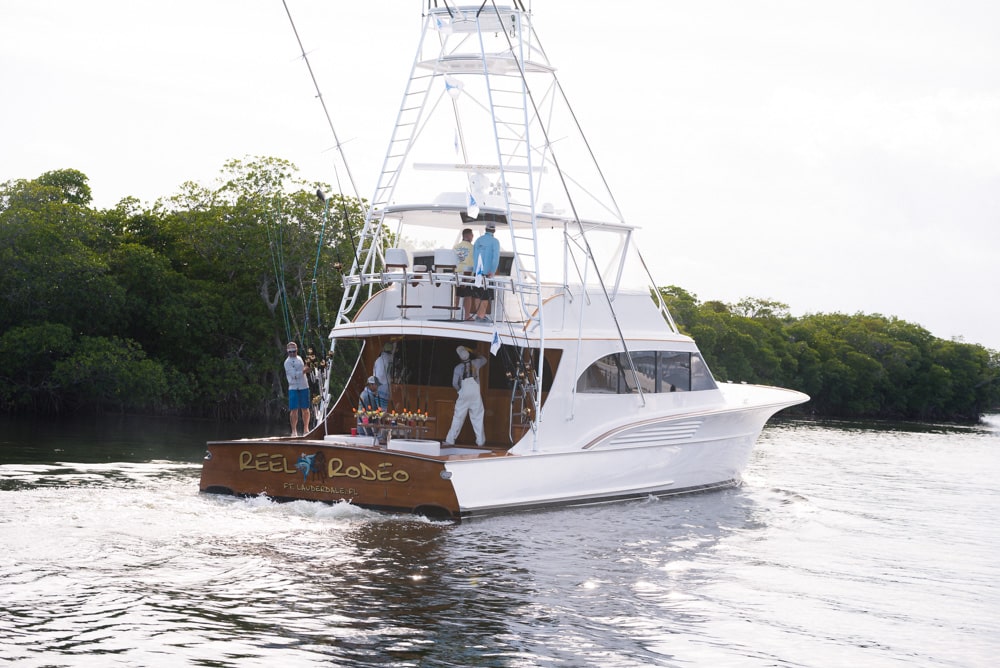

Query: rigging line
435 0 456 20
302 190 332 354
634 242 680 333
264 208 289 340
331 164 364 273
276 207 297 343
280 0 367 215
266 200 295 342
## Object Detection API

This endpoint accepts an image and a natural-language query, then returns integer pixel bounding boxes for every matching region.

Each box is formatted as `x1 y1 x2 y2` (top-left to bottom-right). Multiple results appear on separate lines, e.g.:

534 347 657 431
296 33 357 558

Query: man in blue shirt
472 221 500 322
357 376 382 435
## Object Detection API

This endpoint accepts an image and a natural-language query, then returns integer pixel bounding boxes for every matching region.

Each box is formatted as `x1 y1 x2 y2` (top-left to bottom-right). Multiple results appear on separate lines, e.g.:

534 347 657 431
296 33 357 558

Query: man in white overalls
444 346 487 446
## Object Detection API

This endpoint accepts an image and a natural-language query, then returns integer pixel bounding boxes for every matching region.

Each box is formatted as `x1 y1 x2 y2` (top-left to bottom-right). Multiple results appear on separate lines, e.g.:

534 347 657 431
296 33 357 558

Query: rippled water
1 415 998 667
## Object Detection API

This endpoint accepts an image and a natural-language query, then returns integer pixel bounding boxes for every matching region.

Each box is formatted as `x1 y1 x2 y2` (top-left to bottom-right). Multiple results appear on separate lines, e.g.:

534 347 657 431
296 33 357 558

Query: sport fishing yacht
199 3 808 520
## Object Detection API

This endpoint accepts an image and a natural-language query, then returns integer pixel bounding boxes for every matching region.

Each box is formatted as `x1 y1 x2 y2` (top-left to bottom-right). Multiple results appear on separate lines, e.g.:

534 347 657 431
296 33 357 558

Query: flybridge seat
383 248 424 314
431 248 461 320
380 247 474 320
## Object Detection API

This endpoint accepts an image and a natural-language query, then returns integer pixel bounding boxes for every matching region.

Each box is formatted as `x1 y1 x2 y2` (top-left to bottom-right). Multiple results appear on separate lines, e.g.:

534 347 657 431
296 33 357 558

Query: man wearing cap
472 221 500 322
444 345 488 447
284 342 311 437
357 376 382 435
372 342 394 408
359 376 382 411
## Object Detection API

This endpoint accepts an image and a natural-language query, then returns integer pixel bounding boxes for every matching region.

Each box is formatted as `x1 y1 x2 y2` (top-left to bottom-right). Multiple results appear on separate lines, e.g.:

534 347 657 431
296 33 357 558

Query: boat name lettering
238 451 297 473
282 482 358 495
329 457 410 483
237 451 410 483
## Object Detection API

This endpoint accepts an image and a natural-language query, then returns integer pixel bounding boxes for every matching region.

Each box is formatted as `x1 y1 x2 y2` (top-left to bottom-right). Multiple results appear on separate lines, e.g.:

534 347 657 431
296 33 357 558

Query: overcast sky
3 1 998 350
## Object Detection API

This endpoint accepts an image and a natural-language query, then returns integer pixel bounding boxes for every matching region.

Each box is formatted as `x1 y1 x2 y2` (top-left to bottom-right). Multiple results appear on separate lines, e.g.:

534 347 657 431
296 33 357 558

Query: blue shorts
289 388 311 410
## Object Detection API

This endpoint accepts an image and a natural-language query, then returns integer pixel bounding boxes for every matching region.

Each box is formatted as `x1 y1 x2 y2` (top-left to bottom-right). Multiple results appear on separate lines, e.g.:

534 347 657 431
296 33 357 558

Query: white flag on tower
474 253 485 287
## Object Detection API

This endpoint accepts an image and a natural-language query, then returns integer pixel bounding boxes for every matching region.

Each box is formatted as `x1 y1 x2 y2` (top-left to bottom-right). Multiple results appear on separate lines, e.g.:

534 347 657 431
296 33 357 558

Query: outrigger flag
490 328 501 356
474 253 485 288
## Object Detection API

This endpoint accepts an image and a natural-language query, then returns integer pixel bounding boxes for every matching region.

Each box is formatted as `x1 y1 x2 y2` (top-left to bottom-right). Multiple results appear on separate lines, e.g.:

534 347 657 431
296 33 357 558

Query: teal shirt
472 232 499 275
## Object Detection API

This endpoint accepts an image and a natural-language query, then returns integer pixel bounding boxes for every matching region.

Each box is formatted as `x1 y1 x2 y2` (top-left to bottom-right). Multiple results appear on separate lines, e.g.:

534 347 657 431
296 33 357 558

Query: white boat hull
446 389 798 514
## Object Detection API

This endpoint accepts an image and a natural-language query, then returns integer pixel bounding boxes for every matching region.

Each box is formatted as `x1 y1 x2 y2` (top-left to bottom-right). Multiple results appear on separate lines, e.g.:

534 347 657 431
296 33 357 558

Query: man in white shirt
444 345 487 446
453 228 474 319
372 342 394 408
283 342 311 436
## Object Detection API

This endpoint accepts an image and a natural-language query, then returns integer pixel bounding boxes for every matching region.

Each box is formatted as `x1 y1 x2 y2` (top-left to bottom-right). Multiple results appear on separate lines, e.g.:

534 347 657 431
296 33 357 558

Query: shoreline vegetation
3 162 998 423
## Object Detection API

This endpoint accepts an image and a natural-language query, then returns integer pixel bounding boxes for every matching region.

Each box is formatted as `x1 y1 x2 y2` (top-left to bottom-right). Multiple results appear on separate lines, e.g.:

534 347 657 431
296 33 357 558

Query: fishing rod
301 189 330 353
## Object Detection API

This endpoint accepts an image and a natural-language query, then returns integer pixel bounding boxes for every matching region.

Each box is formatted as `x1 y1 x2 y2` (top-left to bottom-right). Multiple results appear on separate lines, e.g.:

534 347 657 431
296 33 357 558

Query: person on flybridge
444 346 487 447
471 222 499 323
454 227 475 320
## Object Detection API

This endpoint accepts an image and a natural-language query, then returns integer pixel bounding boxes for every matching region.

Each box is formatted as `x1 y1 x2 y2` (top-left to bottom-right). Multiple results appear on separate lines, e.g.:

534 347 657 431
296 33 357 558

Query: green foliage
659 286 1000 421
1 164 996 423
0 176 124 335
35 169 93 206
52 336 170 413
1 158 366 419
0 323 75 412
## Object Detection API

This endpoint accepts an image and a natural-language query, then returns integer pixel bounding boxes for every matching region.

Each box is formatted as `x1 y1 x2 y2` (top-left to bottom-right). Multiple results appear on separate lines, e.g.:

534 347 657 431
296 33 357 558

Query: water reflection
171 489 765 666
0 414 285 466
4 416 995 665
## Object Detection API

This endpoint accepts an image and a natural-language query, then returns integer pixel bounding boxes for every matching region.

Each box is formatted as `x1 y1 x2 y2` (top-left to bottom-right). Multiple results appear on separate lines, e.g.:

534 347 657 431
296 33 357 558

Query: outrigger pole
280 0 367 215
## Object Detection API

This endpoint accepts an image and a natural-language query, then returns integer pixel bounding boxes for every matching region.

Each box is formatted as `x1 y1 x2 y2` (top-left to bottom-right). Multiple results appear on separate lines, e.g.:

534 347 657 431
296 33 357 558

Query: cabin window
630 351 657 394
576 354 620 393
691 353 717 391
576 350 718 394
659 351 691 392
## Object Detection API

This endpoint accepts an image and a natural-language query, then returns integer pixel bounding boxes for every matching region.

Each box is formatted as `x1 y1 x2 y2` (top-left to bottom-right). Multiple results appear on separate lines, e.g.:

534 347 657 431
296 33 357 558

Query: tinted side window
659 351 690 392
630 351 657 393
577 354 620 393
691 353 718 391
577 350 717 394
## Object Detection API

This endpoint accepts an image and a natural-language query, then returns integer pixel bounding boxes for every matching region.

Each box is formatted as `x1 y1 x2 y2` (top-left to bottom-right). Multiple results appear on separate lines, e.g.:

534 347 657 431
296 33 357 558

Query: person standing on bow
372 342 393 409
453 227 475 320
284 342 311 437
444 346 487 447
472 221 500 322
